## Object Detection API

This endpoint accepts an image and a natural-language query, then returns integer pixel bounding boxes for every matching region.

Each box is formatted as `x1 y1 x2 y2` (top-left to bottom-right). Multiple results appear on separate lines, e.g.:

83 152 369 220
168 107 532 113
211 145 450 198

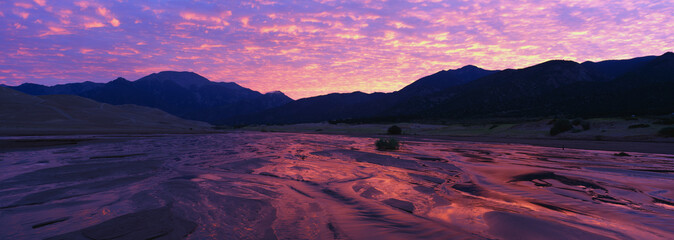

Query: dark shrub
375 138 400 150
654 118 674 125
658 127 674 137
614 152 630 157
628 124 650 129
571 118 582 126
581 121 591 130
550 119 573 136
387 125 402 135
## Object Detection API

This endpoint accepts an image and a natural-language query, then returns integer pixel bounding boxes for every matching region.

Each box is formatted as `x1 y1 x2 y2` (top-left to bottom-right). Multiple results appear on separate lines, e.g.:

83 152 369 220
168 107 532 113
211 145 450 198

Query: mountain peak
137 71 211 88
457 65 479 70
524 60 580 72
110 77 131 84
265 90 284 95
398 64 497 95
18 82 44 87
442 65 483 72
262 91 293 102
537 59 578 66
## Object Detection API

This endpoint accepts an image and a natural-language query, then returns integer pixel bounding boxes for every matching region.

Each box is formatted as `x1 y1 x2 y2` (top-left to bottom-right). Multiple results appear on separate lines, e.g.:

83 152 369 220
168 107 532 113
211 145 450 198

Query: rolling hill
0 86 210 135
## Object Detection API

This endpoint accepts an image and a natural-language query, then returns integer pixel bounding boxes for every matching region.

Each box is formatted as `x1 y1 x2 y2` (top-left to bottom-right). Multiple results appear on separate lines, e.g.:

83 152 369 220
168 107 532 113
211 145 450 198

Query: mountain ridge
7 53 671 126
8 71 293 125
229 52 672 124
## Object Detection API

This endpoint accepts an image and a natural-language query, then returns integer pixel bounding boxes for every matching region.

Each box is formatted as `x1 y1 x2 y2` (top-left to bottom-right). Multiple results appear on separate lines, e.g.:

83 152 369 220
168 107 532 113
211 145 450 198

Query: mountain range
228 65 499 124
6 52 673 126
408 52 672 120
231 52 672 124
9 71 292 125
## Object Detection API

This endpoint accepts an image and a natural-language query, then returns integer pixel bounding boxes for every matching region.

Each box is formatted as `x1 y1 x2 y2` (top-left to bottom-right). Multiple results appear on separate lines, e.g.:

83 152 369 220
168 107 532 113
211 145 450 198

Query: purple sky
1 0 672 99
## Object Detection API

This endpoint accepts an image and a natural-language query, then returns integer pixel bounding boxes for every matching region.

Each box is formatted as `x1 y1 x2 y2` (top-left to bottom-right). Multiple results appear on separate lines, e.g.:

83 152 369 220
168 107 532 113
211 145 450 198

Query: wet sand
1 132 673 239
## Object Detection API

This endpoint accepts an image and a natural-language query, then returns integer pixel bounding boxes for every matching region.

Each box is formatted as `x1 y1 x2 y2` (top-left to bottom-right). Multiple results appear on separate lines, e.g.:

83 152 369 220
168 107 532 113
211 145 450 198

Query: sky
0 0 672 99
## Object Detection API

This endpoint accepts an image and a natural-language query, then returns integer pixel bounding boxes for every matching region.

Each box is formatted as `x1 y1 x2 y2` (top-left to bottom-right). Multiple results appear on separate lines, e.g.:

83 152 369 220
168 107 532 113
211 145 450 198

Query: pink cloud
83 21 104 29
14 2 34 9
38 26 71 37
33 0 46 7
180 11 231 25
74 1 90 10
79 48 95 54
106 47 139 56
14 11 30 19
95 7 109 17
109 18 120 27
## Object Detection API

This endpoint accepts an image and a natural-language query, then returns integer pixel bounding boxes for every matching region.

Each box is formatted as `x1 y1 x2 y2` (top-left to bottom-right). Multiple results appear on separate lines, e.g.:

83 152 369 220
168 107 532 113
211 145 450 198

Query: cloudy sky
0 0 672 99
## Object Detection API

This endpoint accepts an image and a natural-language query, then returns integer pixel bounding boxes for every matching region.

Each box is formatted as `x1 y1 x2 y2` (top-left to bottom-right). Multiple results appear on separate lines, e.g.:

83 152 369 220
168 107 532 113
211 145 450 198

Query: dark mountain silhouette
228 65 497 124
232 92 388 124
580 55 657 79
8 71 292 124
393 52 673 120
136 71 212 89
398 65 498 96
12 81 104 95
548 52 674 117
231 53 672 125
403 59 610 118
7 53 671 126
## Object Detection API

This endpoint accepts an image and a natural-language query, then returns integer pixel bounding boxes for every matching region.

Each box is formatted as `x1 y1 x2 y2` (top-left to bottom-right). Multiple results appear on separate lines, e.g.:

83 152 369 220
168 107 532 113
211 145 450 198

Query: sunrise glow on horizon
0 0 672 99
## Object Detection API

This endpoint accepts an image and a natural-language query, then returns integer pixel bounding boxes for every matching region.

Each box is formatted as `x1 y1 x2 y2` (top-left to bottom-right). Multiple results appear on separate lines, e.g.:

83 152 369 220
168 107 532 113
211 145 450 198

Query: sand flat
0 132 673 239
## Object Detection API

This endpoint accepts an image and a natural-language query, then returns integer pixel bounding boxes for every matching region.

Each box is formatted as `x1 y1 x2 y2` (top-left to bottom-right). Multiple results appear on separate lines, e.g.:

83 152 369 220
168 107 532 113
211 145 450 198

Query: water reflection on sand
1 132 673 239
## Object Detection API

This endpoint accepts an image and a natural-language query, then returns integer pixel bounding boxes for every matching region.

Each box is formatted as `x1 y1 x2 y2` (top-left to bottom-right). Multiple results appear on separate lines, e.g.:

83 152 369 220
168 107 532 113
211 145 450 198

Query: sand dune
0 86 211 135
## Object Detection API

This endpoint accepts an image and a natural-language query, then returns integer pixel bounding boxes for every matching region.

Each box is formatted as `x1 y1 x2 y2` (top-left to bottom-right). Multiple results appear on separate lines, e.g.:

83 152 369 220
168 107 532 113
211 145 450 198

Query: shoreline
1 130 673 155
239 120 674 155
251 130 674 155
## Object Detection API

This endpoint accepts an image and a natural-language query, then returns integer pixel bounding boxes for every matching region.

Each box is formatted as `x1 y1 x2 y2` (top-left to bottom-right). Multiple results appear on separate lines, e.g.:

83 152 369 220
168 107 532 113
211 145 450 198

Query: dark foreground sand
1 132 673 239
